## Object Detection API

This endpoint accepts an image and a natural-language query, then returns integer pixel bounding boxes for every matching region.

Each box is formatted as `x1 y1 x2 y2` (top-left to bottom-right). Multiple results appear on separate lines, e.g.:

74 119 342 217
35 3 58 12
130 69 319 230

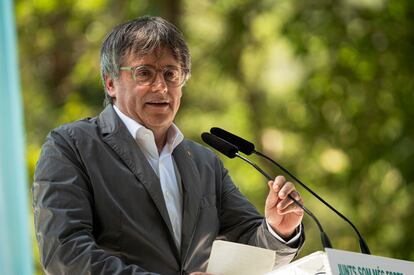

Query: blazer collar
173 142 202 261
98 105 202 261
98 105 180 257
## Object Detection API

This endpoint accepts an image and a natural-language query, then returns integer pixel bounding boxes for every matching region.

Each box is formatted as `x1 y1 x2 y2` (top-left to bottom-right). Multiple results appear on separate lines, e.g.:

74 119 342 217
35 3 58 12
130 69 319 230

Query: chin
146 119 173 129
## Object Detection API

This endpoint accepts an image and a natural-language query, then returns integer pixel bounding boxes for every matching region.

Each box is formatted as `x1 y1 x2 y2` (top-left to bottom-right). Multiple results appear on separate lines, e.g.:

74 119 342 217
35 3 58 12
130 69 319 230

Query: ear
105 75 117 98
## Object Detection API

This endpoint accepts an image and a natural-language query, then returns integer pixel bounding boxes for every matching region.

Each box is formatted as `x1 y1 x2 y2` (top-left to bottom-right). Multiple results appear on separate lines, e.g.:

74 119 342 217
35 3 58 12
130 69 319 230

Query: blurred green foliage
16 0 414 273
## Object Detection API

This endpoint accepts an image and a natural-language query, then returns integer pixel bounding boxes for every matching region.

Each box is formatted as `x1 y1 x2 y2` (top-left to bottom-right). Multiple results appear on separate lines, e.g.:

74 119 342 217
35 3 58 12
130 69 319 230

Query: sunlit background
11 0 414 273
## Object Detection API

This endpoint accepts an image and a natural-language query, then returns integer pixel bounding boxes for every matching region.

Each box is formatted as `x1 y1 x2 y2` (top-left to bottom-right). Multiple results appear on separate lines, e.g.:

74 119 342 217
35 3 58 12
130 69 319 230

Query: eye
134 67 154 81
164 68 180 82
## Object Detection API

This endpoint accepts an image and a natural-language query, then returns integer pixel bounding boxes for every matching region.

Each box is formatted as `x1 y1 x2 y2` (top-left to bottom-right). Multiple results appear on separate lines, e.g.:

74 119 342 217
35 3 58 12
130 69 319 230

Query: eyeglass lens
133 66 185 86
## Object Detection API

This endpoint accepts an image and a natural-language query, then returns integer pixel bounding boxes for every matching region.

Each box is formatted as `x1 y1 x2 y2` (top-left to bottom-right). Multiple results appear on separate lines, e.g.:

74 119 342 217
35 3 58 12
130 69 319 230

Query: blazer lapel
173 143 202 259
98 106 177 249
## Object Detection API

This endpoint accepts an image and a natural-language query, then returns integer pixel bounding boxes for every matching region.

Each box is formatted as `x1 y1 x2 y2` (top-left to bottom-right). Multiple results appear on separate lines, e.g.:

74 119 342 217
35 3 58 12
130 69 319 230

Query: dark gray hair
100 16 191 105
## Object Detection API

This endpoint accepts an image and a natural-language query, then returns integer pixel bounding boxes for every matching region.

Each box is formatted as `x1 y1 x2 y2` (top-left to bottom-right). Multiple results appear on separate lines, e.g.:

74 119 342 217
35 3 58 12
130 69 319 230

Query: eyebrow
134 64 181 68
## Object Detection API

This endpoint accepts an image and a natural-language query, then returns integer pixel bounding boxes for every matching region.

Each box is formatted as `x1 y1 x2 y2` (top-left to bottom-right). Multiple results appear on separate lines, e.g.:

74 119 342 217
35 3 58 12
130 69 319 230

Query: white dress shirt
114 106 183 248
113 105 301 247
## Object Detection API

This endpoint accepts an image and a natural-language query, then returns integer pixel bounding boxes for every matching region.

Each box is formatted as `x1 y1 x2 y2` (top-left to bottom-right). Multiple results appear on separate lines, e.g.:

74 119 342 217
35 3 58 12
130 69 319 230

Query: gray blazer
33 105 304 275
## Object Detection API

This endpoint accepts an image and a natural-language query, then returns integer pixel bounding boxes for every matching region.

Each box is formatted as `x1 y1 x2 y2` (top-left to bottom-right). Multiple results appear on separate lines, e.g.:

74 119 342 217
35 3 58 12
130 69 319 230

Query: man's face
106 47 183 135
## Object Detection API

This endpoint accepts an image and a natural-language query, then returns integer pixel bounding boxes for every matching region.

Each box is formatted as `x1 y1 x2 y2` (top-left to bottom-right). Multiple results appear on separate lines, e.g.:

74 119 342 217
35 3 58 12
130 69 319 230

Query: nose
151 71 167 92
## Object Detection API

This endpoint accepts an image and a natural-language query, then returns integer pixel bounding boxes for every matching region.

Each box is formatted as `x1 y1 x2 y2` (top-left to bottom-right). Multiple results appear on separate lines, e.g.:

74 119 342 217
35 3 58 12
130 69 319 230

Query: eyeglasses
119 65 188 87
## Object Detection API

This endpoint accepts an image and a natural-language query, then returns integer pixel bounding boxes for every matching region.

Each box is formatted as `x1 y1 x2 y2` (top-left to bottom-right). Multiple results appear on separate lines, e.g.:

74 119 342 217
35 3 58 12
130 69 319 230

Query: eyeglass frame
119 65 189 87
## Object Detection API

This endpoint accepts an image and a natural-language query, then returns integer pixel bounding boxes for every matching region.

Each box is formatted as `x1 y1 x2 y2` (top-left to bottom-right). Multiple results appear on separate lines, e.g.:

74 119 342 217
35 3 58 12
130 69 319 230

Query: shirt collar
113 105 184 155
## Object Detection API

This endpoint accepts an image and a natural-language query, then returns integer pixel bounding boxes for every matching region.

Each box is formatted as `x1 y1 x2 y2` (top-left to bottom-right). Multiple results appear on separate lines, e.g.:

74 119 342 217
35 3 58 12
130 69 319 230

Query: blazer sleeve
33 128 158 275
214 156 305 268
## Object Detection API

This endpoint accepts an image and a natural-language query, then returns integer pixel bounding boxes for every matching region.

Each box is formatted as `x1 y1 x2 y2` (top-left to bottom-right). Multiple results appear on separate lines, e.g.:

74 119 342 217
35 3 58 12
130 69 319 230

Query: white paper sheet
206 240 276 275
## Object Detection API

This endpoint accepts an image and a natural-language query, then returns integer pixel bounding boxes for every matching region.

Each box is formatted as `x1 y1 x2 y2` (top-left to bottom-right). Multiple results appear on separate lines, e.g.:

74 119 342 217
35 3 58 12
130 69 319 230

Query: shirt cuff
265 220 302 245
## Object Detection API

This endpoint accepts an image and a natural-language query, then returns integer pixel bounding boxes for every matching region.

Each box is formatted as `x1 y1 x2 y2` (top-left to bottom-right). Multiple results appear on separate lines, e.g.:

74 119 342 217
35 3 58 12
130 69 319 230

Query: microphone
210 127 371 254
201 132 333 250
201 132 238 158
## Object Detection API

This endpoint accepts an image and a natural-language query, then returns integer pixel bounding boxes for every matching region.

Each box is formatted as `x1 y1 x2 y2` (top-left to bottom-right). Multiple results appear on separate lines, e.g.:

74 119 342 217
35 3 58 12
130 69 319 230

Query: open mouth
146 102 169 107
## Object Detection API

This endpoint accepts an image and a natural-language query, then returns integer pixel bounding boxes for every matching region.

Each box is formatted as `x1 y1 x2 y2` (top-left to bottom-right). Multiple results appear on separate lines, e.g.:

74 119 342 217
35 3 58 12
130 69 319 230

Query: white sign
325 248 414 275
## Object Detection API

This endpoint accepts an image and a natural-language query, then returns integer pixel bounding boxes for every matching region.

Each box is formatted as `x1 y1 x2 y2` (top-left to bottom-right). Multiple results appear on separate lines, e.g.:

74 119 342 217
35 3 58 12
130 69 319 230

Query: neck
111 105 172 153
152 128 168 154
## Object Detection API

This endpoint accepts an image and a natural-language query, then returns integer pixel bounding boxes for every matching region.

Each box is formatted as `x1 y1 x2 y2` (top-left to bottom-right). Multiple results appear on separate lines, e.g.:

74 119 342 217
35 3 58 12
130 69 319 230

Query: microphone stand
235 153 333 250
254 151 371 255
209 127 371 254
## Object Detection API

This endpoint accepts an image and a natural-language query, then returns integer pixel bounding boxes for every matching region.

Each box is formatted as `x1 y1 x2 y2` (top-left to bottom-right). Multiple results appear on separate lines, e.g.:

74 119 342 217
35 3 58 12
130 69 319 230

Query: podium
268 248 414 275
207 241 414 275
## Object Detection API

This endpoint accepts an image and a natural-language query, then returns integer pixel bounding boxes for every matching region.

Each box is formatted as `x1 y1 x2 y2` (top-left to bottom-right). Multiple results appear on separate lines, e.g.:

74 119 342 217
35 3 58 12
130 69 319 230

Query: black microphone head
210 127 255 155
201 132 238 158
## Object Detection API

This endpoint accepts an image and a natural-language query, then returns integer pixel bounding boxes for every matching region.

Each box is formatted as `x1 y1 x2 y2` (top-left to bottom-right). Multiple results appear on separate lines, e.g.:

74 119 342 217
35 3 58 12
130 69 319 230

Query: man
33 16 305 275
